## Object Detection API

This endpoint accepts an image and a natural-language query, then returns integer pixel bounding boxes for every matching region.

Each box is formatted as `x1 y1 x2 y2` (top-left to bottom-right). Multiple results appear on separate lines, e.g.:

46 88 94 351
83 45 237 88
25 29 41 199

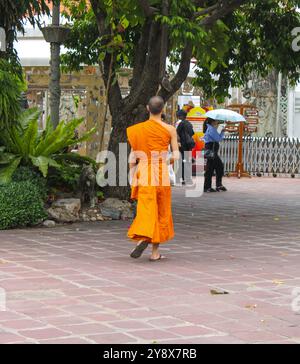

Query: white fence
219 137 300 177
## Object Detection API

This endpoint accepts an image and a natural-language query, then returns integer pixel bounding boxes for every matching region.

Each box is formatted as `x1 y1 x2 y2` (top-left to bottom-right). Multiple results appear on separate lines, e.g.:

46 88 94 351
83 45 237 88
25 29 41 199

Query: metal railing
219 137 300 176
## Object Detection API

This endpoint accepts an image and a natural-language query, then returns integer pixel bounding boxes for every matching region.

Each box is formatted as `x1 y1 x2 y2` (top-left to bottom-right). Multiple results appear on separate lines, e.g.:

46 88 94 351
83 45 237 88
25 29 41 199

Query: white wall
288 83 300 138
294 90 300 138
15 15 68 67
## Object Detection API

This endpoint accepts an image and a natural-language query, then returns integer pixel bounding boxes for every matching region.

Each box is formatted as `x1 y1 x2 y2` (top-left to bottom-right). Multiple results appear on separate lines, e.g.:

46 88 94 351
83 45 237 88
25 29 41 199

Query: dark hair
148 96 165 115
176 109 187 119
203 117 215 133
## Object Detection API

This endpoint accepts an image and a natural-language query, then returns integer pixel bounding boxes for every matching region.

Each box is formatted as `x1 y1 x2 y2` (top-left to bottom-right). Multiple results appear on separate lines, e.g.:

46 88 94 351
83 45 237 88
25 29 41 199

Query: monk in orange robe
127 96 179 261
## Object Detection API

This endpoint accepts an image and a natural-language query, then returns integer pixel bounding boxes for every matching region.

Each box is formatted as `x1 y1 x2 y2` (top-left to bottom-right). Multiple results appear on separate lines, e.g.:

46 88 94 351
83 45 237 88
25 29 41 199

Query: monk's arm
169 126 180 165
129 148 138 184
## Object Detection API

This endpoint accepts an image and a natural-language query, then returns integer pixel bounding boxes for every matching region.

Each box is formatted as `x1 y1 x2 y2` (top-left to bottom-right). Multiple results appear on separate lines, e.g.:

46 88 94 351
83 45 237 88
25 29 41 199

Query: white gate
220 137 300 176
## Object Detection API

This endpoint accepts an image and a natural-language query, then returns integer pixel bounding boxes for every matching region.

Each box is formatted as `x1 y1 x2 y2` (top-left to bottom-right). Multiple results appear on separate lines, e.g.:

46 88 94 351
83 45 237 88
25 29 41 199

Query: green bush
0 180 47 230
47 163 81 193
47 154 97 194
12 166 47 198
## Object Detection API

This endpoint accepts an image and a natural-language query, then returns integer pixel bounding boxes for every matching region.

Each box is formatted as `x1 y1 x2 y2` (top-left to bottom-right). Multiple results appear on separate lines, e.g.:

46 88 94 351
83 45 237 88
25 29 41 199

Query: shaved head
148 96 165 116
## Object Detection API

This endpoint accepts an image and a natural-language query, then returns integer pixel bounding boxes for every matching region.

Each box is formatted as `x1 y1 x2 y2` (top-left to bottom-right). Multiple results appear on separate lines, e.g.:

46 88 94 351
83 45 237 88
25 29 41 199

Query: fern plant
0 59 24 131
0 107 96 184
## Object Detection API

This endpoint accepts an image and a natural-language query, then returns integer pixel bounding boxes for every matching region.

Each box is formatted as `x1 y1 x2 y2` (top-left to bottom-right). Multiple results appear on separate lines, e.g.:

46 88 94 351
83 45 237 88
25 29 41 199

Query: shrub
0 180 47 230
12 166 47 199
47 163 82 193
47 154 97 194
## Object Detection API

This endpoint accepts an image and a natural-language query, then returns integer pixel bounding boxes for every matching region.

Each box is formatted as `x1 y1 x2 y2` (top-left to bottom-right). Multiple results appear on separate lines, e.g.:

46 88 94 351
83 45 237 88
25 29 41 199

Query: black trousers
204 143 224 189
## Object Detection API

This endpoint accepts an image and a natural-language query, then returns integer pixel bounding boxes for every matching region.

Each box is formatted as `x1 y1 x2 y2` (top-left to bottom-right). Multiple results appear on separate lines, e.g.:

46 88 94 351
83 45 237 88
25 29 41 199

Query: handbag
185 130 196 150
204 142 216 160
168 164 176 185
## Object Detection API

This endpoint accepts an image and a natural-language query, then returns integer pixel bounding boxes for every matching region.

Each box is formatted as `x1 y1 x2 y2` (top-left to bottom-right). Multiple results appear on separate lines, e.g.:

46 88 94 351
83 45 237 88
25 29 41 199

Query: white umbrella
204 109 246 122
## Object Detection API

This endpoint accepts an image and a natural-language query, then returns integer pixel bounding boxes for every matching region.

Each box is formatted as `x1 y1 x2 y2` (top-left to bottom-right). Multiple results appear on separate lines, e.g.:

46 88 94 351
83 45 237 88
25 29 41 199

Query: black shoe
204 188 217 193
216 186 227 192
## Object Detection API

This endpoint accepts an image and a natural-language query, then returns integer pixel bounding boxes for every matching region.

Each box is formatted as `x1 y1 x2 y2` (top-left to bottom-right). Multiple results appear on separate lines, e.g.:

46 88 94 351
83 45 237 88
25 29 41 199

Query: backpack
178 120 195 150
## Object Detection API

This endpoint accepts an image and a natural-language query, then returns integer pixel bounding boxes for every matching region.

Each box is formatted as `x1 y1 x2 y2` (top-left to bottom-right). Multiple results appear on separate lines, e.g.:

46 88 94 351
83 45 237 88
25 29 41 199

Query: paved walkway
0 178 300 344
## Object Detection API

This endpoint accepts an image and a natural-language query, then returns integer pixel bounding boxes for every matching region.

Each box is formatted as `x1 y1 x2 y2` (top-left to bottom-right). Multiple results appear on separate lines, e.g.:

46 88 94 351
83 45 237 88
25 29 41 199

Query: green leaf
76 127 96 143
210 60 218 72
0 157 22 185
99 52 106 62
29 156 51 177
29 155 61 177
18 107 41 130
23 118 39 156
0 151 17 165
53 152 97 167
120 16 129 29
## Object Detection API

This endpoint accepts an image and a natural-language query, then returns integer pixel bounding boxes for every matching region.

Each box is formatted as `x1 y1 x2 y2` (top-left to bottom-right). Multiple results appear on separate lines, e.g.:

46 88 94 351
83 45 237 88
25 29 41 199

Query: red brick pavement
0 178 300 343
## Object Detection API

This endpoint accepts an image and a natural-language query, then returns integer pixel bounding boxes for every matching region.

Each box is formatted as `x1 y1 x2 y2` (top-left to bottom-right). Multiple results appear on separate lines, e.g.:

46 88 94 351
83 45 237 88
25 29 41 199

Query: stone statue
79 164 96 208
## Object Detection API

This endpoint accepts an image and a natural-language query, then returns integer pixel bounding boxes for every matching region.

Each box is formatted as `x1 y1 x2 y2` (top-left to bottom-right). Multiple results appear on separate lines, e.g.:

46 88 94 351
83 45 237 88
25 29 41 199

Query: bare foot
149 254 166 262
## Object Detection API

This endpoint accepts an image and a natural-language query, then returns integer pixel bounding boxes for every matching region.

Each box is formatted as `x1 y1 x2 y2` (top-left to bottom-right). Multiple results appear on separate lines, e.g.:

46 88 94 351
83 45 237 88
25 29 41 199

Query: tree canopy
62 0 300 103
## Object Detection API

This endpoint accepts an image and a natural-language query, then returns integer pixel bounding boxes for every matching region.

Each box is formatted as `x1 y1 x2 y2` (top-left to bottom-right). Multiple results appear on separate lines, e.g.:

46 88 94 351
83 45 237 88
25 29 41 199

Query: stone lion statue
79 164 96 208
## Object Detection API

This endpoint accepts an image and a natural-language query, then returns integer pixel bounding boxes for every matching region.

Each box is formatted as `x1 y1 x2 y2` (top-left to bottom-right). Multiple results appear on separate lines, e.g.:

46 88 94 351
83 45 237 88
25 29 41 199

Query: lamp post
42 1 70 128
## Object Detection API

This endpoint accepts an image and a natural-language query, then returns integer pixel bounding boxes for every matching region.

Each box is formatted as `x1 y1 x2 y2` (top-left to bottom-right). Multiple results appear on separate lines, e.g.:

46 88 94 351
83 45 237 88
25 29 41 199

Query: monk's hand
172 150 180 163
168 158 175 166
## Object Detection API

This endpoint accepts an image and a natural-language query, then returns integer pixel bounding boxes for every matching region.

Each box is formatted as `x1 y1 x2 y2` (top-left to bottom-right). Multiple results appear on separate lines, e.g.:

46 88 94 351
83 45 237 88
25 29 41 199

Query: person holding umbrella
203 108 247 192
203 117 227 193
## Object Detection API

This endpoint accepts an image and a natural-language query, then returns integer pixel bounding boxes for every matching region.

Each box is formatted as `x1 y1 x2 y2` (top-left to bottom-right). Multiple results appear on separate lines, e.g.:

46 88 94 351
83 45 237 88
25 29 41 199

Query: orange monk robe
127 120 174 244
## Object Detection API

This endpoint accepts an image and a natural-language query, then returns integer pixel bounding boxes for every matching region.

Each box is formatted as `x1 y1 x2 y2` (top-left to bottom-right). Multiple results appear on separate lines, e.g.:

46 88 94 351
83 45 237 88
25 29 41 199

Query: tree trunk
103 105 149 200
103 117 130 200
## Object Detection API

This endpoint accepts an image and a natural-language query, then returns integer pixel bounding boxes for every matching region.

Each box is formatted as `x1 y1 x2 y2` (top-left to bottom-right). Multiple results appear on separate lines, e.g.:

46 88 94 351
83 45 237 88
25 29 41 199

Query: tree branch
194 3 219 18
131 20 152 91
159 0 169 80
90 0 123 118
126 0 250 112
102 54 123 118
138 0 158 17
124 21 162 111
89 0 108 36
200 0 250 26
192 0 208 6
158 43 193 101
